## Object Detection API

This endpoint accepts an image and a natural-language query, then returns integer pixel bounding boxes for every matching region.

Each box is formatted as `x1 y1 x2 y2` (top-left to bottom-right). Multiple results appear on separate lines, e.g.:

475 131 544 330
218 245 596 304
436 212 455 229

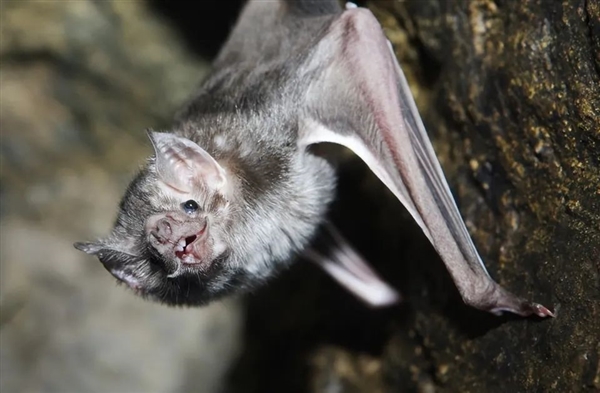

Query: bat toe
530 303 555 318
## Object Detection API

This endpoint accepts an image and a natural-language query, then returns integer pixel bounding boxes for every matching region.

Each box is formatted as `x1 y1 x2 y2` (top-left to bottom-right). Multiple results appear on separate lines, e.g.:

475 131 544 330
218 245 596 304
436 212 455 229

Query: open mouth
175 234 198 259
173 223 207 262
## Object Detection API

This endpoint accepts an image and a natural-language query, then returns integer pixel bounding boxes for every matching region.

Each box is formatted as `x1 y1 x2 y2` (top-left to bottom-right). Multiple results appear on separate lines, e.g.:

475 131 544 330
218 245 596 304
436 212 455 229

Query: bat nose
157 219 172 238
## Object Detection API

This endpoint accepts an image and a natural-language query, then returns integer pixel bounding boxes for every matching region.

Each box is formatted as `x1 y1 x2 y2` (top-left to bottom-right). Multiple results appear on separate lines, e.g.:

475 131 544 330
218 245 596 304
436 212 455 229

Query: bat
75 0 553 317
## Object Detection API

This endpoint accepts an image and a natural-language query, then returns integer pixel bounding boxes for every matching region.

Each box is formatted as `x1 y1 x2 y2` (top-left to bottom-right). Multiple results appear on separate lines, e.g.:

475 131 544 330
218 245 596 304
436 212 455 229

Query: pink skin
146 212 210 267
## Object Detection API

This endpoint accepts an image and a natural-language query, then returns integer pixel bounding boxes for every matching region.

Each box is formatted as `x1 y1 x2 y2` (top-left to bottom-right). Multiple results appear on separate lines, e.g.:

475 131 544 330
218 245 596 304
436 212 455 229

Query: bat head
75 132 245 305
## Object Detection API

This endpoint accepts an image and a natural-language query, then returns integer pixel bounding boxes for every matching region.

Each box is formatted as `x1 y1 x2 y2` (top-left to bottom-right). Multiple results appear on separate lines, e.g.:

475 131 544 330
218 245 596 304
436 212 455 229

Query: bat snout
147 216 177 244
156 218 172 239
148 215 206 244
146 212 211 270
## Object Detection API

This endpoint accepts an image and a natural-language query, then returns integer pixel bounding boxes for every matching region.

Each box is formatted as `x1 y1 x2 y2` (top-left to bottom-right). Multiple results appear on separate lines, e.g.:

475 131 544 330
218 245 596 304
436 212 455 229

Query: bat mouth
175 234 198 258
174 223 207 264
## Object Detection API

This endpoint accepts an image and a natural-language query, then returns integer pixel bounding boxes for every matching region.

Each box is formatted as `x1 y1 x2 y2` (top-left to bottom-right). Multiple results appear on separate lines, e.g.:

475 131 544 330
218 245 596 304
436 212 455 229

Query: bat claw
530 303 555 318
487 300 555 318
470 284 554 318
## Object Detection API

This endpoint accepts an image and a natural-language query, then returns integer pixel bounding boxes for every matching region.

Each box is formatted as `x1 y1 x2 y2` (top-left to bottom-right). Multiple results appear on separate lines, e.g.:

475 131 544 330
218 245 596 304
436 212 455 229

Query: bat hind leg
304 223 401 307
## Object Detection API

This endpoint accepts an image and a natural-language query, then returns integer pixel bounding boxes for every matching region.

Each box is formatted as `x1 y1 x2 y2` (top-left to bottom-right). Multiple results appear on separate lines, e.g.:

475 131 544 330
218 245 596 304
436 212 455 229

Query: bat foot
488 302 555 318
482 285 555 318
527 302 555 318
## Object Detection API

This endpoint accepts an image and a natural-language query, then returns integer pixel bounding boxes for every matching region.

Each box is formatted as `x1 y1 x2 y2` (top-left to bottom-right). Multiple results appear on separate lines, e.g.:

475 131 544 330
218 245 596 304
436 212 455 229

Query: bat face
141 136 232 279
139 174 232 282
75 132 248 305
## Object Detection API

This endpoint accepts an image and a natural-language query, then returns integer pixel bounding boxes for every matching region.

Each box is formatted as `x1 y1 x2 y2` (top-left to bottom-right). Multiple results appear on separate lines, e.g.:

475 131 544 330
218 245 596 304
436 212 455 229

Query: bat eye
182 200 199 214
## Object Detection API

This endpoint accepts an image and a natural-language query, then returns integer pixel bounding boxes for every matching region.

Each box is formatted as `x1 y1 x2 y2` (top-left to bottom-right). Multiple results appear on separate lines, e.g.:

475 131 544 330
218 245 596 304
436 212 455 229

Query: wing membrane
298 8 552 317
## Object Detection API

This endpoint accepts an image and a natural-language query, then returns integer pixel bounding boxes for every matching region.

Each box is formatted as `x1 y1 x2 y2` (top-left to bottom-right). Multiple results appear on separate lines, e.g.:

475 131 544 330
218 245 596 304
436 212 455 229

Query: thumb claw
532 303 555 318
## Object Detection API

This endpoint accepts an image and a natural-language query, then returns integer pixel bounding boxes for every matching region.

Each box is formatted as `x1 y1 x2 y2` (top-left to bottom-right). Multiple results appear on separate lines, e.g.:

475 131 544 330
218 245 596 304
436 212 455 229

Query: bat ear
147 131 227 193
74 229 138 258
74 241 104 255
74 239 139 269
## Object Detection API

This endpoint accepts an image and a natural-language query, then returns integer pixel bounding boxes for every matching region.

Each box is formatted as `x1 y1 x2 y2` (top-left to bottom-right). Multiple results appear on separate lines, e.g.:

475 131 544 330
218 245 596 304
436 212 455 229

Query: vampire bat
75 0 553 318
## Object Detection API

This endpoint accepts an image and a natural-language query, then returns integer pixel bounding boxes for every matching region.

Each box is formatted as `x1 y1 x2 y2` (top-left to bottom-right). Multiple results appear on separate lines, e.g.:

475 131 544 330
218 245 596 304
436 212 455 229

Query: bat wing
297 8 553 317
